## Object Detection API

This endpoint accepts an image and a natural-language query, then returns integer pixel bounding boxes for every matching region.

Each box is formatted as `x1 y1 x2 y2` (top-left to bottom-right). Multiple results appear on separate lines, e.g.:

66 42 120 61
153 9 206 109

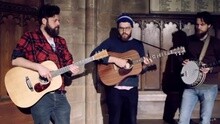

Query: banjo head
181 61 204 86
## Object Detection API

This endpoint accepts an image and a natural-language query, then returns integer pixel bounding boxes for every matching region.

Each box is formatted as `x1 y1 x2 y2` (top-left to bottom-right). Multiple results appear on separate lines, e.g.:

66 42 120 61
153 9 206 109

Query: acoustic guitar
4 50 108 108
98 47 185 86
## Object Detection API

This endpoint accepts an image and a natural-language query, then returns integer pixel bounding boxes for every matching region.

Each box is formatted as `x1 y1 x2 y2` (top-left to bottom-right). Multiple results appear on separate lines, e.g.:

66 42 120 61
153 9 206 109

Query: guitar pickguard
34 82 50 92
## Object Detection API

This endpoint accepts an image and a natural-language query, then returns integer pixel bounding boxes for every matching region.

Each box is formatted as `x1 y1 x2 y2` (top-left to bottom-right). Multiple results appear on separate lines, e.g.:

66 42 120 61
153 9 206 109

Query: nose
197 25 202 29
57 21 60 26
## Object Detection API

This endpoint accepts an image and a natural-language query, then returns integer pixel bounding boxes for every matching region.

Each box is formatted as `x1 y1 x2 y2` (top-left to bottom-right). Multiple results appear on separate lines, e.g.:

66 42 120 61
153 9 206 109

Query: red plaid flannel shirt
12 29 74 89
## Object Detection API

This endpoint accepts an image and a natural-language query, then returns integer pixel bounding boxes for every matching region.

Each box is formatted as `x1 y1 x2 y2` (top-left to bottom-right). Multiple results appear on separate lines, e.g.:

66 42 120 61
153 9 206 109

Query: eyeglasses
118 27 132 32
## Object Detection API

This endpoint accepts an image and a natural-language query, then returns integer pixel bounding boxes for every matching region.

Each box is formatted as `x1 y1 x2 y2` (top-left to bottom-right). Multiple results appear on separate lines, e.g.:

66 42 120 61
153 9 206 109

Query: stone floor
137 118 220 124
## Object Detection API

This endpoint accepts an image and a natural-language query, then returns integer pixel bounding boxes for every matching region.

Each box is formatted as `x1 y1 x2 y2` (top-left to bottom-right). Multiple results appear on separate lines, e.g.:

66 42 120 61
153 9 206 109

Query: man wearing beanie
90 14 153 124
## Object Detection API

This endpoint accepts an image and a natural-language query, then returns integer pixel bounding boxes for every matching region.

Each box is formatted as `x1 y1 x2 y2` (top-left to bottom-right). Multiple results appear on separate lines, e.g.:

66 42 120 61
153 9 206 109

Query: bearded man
11 4 79 124
178 11 220 124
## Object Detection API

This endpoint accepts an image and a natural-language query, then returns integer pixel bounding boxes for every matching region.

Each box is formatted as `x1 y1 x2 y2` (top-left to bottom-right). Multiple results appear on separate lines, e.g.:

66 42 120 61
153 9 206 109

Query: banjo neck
199 60 220 68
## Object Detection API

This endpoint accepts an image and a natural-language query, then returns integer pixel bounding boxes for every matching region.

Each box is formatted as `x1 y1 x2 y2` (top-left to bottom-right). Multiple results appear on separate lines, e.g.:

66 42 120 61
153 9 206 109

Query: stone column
85 0 98 124
44 0 87 124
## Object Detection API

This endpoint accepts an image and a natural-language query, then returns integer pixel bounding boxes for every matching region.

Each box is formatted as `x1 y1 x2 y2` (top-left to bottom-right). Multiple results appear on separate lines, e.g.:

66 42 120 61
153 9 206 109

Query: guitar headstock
170 46 186 56
93 50 109 60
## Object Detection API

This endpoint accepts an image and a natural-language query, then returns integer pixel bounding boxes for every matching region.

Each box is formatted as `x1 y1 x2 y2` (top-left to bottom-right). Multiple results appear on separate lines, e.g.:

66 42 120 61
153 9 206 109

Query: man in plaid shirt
11 4 79 124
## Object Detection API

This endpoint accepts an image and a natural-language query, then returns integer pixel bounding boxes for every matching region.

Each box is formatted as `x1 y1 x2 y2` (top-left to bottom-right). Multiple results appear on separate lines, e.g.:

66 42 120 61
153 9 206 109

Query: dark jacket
185 35 220 86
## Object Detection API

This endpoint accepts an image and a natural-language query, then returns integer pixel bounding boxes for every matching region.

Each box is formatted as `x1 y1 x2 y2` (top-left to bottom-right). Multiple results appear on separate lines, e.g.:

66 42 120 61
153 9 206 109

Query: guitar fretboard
51 56 94 77
132 47 185 64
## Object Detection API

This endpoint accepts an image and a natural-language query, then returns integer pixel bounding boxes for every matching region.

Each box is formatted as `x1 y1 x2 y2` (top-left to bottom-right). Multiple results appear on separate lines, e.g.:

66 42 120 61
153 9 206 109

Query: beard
120 33 131 41
196 29 208 39
45 22 59 37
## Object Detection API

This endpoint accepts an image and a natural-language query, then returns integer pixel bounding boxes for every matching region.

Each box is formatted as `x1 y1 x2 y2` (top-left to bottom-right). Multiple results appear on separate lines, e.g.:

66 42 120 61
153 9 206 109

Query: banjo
180 60 220 87
181 34 211 87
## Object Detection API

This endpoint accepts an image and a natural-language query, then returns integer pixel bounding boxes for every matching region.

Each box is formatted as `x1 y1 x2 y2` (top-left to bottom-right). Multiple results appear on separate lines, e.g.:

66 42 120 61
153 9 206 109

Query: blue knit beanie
116 14 134 28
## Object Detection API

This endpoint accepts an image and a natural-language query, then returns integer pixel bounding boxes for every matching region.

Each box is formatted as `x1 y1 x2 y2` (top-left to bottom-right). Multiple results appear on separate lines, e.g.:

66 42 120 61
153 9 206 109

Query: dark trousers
105 87 138 124
163 92 182 122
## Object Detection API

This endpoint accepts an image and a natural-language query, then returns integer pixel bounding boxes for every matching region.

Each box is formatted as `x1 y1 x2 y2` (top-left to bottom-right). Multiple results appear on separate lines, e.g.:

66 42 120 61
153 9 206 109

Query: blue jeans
105 87 138 124
178 84 218 124
30 92 71 124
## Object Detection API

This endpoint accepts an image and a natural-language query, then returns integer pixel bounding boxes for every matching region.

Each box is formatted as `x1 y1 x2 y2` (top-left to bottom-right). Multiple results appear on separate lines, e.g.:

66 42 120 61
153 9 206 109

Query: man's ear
42 18 47 25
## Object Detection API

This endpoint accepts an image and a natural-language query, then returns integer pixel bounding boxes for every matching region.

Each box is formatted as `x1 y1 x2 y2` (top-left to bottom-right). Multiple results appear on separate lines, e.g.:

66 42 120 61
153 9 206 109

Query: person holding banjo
178 11 220 124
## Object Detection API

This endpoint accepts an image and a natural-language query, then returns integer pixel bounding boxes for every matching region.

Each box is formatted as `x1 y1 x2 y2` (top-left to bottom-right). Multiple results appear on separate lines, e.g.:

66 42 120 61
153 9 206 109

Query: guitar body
98 50 142 86
97 47 185 86
5 61 62 108
4 50 109 108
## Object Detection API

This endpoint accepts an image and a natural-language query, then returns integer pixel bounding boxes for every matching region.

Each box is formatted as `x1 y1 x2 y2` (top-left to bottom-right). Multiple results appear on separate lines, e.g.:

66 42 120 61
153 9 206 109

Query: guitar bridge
25 76 34 91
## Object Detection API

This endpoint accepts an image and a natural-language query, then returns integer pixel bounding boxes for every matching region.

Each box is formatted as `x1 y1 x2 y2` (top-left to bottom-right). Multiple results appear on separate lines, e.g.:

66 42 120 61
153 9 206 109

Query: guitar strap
199 35 210 63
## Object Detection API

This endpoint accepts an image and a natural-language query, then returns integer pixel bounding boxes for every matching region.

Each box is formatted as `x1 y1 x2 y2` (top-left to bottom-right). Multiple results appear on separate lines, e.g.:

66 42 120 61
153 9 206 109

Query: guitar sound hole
118 59 133 75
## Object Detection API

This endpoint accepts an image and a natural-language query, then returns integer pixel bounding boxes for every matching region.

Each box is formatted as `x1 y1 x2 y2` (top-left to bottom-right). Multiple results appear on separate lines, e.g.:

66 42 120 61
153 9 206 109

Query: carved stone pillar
85 0 98 124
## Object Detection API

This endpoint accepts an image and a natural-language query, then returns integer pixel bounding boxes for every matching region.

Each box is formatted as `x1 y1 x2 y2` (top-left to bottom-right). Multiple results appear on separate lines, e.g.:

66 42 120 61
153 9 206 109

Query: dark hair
196 11 212 25
38 4 60 24
172 30 187 47
109 27 119 39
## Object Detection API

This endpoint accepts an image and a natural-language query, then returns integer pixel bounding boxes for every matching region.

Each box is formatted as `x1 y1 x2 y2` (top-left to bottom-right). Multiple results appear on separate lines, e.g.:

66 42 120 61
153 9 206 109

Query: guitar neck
133 50 172 64
51 56 94 77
